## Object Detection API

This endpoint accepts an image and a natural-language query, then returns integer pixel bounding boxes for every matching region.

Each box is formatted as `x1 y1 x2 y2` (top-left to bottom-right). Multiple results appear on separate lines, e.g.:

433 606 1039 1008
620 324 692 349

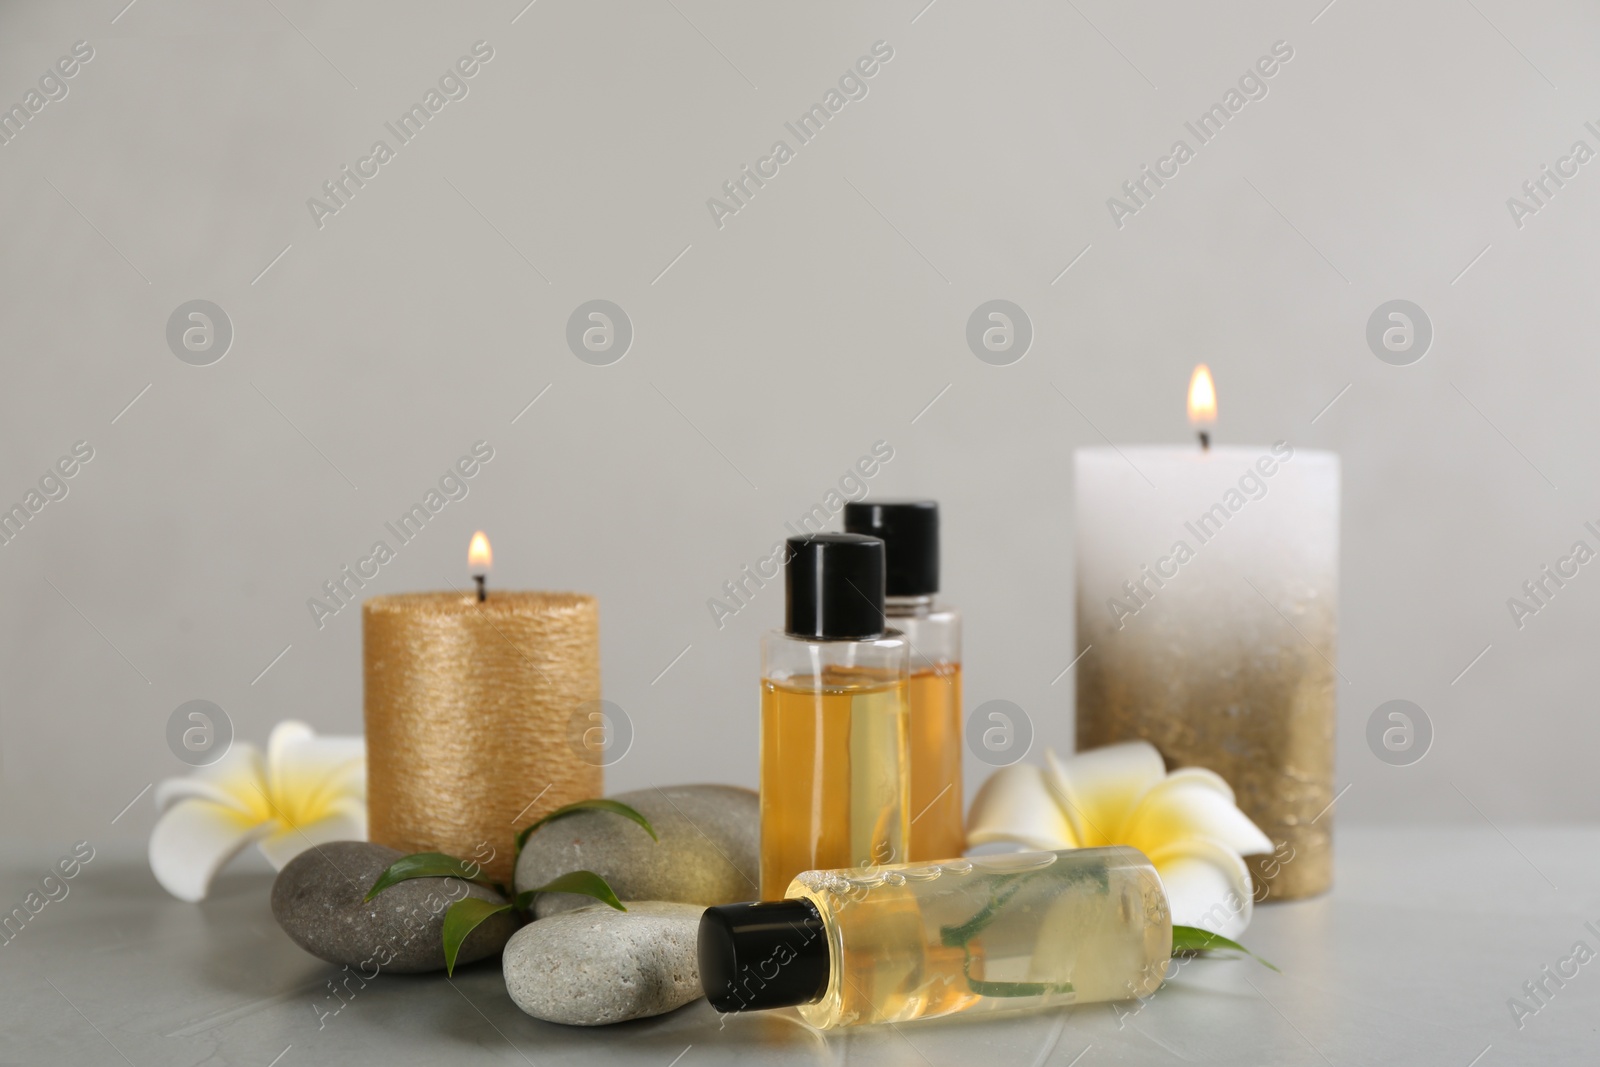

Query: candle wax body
363 592 601 886
1074 445 1338 900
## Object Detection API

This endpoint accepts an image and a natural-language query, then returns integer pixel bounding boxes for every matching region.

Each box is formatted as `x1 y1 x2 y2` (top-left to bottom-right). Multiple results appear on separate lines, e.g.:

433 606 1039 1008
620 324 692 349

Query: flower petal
1043 742 1166 846
266 721 365 824
148 798 272 902
1161 766 1237 803
1148 837 1255 938
313 752 366 798
1121 776 1274 859
153 743 266 817
267 720 357 789
256 796 367 871
966 763 1079 850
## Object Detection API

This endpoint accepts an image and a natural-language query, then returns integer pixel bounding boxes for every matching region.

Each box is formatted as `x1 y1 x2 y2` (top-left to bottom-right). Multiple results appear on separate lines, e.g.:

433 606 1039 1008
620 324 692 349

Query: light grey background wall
4 0 1597 847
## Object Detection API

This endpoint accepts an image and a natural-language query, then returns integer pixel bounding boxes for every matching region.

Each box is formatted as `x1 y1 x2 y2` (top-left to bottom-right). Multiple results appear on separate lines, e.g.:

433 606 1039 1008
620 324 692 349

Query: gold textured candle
363 590 601 885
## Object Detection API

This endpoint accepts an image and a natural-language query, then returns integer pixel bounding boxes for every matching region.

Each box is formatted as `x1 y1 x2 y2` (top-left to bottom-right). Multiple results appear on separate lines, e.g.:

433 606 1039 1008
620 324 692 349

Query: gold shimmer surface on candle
363 592 600 885
1076 597 1336 901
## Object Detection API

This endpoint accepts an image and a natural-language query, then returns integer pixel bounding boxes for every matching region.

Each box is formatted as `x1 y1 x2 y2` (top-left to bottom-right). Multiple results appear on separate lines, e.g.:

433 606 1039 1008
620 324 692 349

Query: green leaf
442 898 515 976
514 798 658 855
520 869 627 912
964 977 1076 997
1171 924 1280 972
962 951 1071 997
939 873 1031 948
364 852 499 902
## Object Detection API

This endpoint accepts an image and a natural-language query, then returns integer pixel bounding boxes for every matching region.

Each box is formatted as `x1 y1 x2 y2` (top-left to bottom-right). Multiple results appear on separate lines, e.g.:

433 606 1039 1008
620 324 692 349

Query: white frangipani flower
149 720 365 902
967 741 1273 938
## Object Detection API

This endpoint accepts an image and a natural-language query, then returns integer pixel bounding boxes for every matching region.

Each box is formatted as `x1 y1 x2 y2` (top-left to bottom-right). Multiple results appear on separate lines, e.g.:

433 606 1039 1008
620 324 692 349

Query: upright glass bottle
760 534 910 899
843 501 963 862
700 846 1172 1029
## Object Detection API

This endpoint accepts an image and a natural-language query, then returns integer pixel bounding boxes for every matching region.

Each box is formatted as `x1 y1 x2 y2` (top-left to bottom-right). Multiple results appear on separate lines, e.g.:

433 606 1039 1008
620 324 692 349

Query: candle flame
468 531 492 574
1187 364 1217 427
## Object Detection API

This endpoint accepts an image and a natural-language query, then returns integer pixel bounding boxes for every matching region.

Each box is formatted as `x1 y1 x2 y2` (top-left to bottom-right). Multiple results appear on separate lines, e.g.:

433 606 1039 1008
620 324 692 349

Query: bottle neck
884 594 935 617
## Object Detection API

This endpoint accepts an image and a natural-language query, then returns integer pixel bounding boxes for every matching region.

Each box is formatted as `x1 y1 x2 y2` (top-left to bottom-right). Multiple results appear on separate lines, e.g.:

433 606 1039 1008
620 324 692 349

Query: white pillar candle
1074 441 1339 900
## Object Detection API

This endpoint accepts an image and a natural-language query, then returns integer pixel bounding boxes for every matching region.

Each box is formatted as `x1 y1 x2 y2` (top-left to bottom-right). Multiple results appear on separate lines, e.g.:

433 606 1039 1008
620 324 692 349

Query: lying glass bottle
699 845 1171 1029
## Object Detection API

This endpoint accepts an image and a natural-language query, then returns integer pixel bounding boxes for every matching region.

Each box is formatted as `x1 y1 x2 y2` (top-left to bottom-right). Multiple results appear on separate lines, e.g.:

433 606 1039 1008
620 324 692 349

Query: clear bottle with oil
844 500 962 862
760 533 909 899
701 846 1172 1029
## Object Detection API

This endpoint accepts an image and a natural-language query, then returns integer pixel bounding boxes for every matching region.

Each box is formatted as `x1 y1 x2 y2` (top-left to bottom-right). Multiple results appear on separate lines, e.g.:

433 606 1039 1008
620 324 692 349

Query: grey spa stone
515 784 758 916
502 901 704 1025
271 841 519 974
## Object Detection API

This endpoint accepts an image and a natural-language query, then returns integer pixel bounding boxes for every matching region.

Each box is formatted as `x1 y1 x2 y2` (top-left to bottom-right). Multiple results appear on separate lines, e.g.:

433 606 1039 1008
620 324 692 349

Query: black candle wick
474 574 487 602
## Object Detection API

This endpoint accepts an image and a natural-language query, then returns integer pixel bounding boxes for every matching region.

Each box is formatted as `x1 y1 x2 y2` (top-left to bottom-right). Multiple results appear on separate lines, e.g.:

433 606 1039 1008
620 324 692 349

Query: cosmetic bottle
843 501 962 862
701 846 1171 1030
760 533 909 899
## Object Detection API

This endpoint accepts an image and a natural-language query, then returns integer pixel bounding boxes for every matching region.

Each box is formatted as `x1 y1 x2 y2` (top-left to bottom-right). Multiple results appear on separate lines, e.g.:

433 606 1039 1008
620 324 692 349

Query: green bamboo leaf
364 852 498 902
964 977 1076 997
522 869 627 912
514 798 658 855
961 951 1071 997
442 897 515 976
1171 924 1280 972
939 873 1030 948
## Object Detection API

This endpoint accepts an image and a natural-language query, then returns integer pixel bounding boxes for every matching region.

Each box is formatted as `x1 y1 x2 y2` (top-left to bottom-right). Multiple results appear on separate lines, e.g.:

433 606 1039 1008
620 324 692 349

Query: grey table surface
4 826 1596 1066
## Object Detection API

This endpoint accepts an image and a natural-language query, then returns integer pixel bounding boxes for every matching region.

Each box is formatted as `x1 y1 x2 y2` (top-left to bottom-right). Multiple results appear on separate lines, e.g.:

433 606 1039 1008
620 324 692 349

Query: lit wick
1187 363 1217 452
468 530 492 603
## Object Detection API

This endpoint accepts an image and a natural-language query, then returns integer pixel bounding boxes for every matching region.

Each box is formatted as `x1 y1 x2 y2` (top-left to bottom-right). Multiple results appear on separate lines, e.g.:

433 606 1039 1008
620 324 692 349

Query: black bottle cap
843 500 939 596
698 900 831 1013
784 533 886 640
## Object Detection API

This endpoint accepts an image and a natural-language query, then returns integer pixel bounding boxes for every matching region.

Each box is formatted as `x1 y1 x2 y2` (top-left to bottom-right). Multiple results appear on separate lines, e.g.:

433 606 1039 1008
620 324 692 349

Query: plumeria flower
967 741 1272 938
149 720 365 902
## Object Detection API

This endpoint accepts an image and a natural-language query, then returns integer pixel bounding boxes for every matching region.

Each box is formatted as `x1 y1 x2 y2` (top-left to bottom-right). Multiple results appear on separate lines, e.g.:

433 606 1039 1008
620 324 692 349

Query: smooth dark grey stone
271 841 519 974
